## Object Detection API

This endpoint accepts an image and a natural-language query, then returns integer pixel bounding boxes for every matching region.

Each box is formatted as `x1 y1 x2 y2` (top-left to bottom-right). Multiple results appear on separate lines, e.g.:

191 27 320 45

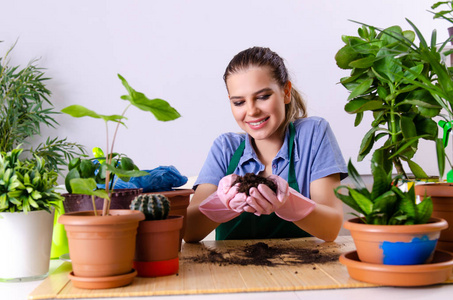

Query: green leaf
406 159 429 179
65 168 80 194
69 178 110 200
118 74 181 121
334 186 365 215
347 78 373 100
350 189 374 216
105 163 148 178
345 99 383 113
335 45 360 69
400 115 417 139
358 127 379 159
349 56 377 68
416 197 433 224
436 138 446 180
62 105 125 123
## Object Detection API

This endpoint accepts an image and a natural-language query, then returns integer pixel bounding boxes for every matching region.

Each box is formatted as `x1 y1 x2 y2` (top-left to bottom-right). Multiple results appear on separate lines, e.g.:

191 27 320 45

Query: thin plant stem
92 195 98 216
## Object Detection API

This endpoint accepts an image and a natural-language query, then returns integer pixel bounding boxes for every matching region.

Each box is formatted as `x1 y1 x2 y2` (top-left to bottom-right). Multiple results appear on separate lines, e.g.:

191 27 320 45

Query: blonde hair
223 47 307 129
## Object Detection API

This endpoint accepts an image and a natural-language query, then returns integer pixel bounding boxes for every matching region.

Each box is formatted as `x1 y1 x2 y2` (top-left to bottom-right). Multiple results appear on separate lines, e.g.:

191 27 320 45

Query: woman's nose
246 102 260 116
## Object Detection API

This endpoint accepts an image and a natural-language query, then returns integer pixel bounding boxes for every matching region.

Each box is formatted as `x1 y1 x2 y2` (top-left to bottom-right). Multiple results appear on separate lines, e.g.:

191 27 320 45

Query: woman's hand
245 175 316 221
217 174 248 212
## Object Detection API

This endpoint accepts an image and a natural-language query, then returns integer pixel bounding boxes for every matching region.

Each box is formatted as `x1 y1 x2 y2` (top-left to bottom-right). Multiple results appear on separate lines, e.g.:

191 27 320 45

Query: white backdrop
0 0 446 182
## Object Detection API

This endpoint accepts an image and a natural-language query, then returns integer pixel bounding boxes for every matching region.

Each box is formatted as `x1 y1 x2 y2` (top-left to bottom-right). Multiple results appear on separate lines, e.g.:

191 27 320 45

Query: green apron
216 122 311 240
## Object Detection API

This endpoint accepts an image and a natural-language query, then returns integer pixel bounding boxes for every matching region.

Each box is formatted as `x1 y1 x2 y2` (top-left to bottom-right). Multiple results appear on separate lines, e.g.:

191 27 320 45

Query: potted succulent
0 147 64 281
130 194 183 277
334 150 448 265
58 74 181 289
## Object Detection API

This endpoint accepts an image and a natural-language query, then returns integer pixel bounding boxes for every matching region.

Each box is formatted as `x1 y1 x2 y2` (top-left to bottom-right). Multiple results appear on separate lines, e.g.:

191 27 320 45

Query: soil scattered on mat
184 242 339 267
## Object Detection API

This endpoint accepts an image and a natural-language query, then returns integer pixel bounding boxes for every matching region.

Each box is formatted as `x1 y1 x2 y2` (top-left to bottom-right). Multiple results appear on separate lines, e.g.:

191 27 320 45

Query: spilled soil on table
183 242 340 267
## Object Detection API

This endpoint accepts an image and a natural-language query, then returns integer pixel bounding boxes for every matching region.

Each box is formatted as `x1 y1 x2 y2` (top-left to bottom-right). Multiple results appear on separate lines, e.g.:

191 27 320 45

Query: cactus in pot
130 193 183 277
130 194 170 221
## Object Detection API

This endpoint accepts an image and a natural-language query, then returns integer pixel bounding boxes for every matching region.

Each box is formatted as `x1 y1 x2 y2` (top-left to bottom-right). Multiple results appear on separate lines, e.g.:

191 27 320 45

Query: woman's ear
284 81 292 104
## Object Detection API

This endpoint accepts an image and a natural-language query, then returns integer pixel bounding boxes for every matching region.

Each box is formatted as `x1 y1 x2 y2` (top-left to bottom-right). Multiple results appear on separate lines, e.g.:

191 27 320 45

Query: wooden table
28 236 453 299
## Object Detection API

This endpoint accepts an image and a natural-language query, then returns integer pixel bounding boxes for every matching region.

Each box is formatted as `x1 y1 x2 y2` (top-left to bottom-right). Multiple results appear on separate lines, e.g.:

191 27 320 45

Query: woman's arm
293 173 344 242
183 183 221 243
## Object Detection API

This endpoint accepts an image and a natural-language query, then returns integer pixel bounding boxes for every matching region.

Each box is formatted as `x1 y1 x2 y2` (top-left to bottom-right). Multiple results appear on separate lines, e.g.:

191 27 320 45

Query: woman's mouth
247 117 269 128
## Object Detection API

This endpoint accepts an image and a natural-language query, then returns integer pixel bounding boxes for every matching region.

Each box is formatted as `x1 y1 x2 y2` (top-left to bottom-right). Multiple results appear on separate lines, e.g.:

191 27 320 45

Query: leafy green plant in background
62 74 181 216
0 41 86 173
0 147 63 213
335 25 441 179
334 151 433 225
431 1 453 24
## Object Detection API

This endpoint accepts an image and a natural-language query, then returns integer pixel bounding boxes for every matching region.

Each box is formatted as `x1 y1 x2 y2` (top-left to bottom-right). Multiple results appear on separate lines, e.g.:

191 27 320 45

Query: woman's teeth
249 119 267 126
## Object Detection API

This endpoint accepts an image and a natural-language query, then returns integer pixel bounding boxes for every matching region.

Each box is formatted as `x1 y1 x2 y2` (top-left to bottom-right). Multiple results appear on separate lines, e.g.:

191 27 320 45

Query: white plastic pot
0 210 54 281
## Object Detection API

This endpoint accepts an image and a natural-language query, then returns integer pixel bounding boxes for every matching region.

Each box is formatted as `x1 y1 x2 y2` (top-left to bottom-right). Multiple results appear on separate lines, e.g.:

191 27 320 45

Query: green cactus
130 194 170 221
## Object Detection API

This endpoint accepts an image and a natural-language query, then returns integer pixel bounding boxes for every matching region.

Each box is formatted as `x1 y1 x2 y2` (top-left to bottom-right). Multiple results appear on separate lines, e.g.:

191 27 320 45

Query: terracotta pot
62 188 143 213
145 189 193 248
415 183 453 252
134 215 183 277
58 209 144 282
344 217 448 265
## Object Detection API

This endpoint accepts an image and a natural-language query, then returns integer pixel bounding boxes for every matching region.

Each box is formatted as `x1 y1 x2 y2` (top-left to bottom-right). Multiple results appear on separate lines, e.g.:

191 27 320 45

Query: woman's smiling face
227 66 291 143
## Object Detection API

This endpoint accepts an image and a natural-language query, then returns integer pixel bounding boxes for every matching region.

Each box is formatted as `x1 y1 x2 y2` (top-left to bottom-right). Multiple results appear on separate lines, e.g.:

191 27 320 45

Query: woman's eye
233 101 245 106
258 94 271 100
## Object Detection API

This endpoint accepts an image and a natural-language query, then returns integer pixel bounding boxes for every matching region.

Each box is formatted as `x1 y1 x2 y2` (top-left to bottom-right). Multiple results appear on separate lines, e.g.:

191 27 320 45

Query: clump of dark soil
231 173 277 196
184 242 339 267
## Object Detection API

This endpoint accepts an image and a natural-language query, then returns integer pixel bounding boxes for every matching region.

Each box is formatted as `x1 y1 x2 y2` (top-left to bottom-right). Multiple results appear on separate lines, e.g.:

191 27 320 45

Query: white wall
0 0 446 182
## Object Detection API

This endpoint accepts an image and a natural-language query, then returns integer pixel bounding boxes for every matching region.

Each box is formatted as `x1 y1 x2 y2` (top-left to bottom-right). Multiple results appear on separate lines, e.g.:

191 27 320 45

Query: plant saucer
340 250 453 286
68 269 137 289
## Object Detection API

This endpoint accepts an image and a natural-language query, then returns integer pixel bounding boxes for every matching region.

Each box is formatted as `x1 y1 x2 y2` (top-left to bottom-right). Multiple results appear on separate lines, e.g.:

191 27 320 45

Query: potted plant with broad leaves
334 151 451 286
0 147 64 281
58 74 181 289
62 148 145 214
380 6 453 252
130 194 183 277
334 24 440 180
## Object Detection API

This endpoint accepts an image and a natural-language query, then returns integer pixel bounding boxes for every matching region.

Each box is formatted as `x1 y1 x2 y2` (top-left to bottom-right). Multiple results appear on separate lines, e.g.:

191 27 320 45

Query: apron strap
288 122 299 191
226 138 245 175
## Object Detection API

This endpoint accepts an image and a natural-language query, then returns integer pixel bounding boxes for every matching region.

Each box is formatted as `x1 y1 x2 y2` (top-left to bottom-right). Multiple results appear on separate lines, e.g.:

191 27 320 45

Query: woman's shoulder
293 116 330 131
211 132 246 153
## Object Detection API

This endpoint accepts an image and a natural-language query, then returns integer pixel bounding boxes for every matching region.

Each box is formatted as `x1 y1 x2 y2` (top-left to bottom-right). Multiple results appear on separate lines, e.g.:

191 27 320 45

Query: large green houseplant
335 3 453 283
58 74 181 289
0 41 85 173
335 24 440 179
0 147 64 281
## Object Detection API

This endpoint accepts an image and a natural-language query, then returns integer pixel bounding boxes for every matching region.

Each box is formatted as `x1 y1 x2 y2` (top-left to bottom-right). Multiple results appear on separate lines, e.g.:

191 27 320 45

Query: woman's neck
251 128 286 172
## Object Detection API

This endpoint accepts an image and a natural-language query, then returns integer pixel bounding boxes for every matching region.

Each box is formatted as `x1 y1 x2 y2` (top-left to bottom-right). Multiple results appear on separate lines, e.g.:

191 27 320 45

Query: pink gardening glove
199 192 241 223
217 174 249 212
246 175 316 221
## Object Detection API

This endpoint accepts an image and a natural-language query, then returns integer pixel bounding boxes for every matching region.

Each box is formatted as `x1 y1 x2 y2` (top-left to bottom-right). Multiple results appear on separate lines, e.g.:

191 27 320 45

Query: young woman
184 47 347 243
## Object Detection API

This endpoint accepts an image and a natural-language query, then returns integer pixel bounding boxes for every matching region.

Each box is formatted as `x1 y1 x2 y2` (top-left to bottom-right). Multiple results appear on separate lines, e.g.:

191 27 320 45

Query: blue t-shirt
195 116 348 198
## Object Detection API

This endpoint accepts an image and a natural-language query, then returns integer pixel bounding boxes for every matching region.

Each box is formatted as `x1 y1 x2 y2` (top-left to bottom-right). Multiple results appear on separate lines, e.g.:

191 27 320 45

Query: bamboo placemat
28 236 453 299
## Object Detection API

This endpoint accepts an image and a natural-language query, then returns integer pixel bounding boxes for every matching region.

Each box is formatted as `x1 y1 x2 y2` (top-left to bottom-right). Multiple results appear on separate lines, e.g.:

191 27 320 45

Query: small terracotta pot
344 217 448 265
415 183 453 252
58 209 145 279
62 188 143 213
145 189 193 249
134 215 183 277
